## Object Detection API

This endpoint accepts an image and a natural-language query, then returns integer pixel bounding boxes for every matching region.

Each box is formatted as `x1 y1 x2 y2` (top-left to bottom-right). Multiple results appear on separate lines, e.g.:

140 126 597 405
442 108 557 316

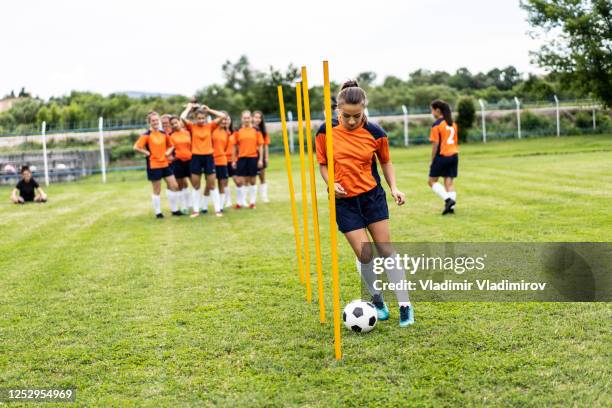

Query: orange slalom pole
301 66 326 323
323 61 342 360
296 82 312 300
277 85 305 285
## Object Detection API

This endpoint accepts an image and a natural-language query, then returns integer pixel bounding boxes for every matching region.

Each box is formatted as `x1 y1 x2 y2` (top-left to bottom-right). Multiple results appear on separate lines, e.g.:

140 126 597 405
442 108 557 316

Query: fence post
287 110 294 153
553 95 560 137
478 99 487 143
592 106 597 130
401 105 409 147
98 117 107 183
514 97 522 139
41 121 49 186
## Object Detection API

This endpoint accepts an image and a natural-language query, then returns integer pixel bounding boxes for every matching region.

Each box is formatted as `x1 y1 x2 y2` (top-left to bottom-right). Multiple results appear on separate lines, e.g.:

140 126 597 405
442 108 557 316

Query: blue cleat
371 295 389 321
399 304 415 327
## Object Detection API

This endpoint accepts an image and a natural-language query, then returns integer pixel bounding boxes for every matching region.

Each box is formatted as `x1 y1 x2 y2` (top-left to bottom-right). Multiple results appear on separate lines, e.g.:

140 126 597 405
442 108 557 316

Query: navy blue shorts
216 165 229 180
336 184 389 233
430 154 458 178
190 154 216 176
237 157 258 177
171 159 191 179
147 166 173 181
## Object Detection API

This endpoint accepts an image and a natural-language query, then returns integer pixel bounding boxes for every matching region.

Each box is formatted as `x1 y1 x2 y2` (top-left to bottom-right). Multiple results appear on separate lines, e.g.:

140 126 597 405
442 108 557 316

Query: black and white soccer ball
342 300 377 333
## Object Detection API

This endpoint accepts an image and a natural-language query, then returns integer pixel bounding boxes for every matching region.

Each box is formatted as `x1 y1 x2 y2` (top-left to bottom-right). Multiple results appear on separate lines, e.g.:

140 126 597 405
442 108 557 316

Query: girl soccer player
428 100 459 215
225 127 237 208
206 112 233 217
252 110 270 203
133 112 181 218
315 80 414 327
168 115 193 213
180 102 225 217
231 111 264 209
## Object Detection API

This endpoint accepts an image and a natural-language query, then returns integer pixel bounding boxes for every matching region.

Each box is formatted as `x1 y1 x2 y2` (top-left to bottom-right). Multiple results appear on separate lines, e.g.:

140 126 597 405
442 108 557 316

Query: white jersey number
446 126 455 145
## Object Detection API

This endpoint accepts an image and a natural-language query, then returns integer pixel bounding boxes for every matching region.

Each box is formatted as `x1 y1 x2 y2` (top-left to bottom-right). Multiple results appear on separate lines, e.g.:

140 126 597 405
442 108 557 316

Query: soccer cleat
171 211 183 216
200 209 208 215
249 204 256 209
372 295 389 321
155 213 164 219
442 198 456 215
234 204 242 209
399 305 415 327
190 211 200 218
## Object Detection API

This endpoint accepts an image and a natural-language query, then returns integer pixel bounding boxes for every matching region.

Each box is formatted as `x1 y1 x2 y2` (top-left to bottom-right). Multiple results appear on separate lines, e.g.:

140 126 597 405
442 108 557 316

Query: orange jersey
136 129 173 169
234 127 264 158
316 119 390 197
212 127 231 166
429 119 459 157
169 129 192 161
184 120 217 155
225 132 236 162
262 132 270 146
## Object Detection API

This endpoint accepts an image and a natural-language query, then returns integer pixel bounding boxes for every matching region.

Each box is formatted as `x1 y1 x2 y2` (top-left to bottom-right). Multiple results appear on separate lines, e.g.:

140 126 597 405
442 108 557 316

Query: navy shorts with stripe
171 159 191 179
147 166 173 181
216 165 229 180
335 184 389 233
429 154 458 178
237 157 258 177
190 154 216 175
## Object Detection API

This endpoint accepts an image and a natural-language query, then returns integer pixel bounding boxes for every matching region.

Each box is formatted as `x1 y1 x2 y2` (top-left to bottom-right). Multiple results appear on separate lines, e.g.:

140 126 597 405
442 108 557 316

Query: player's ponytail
337 80 368 107
431 100 453 126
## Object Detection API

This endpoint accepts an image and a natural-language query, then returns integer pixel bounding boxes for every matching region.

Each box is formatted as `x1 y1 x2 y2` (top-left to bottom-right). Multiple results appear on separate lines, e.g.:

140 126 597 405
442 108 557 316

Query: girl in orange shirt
231 111 264 209
133 111 181 218
252 110 270 203
316 80 413 327
169 115 193 213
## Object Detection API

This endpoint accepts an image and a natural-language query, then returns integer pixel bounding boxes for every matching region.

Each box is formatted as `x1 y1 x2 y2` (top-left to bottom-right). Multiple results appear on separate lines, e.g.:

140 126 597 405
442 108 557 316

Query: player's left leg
164 174 182 216
368 220 414 327
444 177 456 213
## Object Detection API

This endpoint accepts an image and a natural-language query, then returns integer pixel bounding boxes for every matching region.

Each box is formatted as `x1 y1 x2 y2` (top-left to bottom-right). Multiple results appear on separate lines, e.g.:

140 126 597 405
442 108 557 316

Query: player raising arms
231 110 264 209
207 111 233 216
428 100 459 215
252 110 270 203
316 80 414 327
180 102 225 218
133 111 181 218
168 115 193 214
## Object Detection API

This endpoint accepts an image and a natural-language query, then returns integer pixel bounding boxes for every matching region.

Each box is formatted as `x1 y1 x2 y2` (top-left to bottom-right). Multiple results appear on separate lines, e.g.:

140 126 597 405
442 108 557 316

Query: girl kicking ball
134 112 181 218
428 100 459 215
316 80 414 327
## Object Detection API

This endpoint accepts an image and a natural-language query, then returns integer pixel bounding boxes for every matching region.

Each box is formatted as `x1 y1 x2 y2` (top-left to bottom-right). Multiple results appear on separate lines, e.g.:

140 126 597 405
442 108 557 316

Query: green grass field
1 135 611 407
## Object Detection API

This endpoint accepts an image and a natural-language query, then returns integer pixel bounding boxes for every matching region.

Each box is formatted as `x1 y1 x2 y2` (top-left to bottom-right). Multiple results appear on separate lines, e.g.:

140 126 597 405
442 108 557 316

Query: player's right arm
133 135 150 157
180 103 195 126
429 126 439 163
10 188 19 203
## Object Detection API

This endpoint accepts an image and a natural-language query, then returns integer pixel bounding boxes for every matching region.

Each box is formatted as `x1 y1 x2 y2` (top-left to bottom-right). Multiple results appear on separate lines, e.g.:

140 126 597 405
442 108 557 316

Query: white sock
385 252 410 304
168 190 178 212
431 183 449 201
261 183 268 201
181 188 189 210
220 193 225 209
238 186 247 206
211 188 221 213
185 188 192 208
356 257 382 298
151 194 161 215
448 191 456 201
192 189 201 212
249 185 257 205
202 194 210 211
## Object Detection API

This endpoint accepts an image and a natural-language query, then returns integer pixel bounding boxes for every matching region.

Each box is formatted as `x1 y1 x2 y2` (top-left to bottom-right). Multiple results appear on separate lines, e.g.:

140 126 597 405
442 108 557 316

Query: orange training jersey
429 118 459 157
169 129 192 161
212 127 230 166
234 127 264 158
315 119 390 197
226 132 236 162
136 129 173 169
185 120 217 155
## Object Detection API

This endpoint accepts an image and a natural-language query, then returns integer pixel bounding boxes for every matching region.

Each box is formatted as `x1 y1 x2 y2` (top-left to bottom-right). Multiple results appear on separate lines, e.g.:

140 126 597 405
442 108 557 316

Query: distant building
0 97 18 112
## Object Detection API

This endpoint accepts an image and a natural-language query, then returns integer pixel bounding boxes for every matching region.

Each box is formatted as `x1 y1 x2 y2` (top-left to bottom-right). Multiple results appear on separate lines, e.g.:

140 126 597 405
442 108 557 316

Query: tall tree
521 0 612 106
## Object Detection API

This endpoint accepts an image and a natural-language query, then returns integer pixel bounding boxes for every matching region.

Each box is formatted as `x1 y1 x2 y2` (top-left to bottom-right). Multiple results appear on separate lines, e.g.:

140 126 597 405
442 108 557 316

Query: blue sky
2 0 543 99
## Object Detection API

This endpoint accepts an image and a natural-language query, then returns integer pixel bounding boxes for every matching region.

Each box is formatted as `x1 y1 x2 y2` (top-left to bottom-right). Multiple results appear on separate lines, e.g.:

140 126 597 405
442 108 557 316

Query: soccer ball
342 300 377 333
